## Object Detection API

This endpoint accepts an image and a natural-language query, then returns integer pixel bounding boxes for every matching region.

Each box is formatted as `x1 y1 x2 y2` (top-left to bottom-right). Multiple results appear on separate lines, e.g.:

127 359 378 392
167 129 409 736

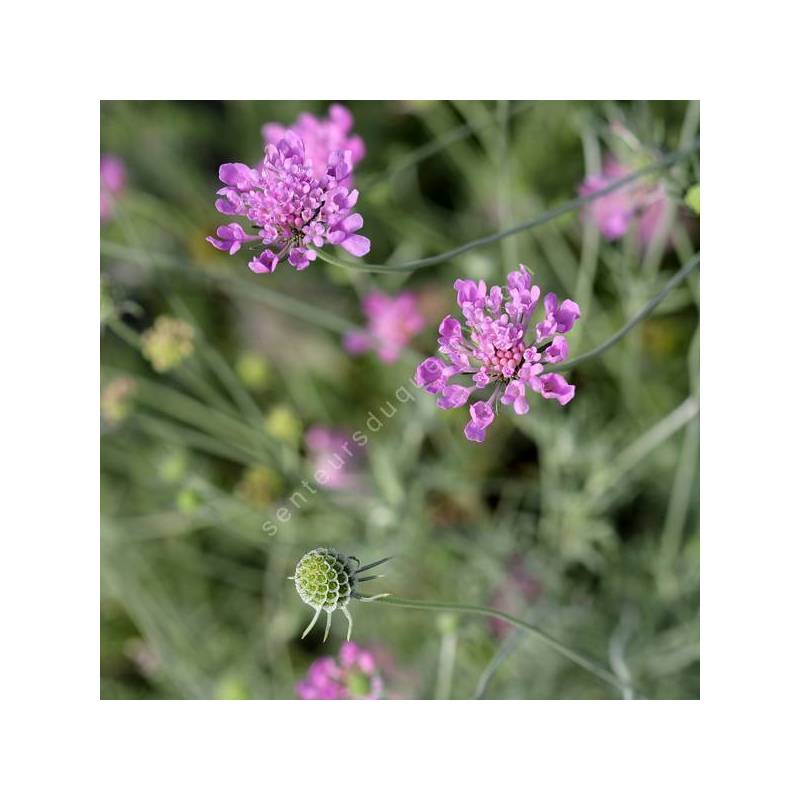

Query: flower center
482 341 525 377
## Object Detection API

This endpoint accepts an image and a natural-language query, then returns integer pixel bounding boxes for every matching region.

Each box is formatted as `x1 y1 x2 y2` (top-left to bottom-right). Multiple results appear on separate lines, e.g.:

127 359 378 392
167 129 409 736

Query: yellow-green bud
142 316 195 373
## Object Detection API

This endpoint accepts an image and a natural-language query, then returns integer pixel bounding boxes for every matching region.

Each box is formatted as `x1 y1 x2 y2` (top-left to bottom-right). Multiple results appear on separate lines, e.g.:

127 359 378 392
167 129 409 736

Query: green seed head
293 548 355 612
290 548 392 642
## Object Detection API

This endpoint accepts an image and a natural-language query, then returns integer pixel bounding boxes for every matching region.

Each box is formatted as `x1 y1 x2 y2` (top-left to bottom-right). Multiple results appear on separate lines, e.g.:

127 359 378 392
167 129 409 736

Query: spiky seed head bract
290 547 391 643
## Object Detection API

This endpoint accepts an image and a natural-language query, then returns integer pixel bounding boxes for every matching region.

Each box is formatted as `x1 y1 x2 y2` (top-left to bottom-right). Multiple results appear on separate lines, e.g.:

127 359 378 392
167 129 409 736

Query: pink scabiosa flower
305 427 362 491
100 154 126 221
207 130 369 274
263 104 365 186
415 265 579 443
580 158 669 245
296 641 383 700
344 291 425 363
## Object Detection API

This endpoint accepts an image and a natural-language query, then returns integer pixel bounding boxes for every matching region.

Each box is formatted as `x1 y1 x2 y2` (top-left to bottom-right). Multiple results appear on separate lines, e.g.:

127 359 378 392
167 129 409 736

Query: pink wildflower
207 129 369 274
344 291 425 363
305 427 361 491
296 641 383 700
415 264 580 442
580 158 669 245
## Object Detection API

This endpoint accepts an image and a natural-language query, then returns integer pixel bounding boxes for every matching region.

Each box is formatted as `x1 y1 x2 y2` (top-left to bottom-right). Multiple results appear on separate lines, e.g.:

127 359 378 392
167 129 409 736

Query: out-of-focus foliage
100 100 700 699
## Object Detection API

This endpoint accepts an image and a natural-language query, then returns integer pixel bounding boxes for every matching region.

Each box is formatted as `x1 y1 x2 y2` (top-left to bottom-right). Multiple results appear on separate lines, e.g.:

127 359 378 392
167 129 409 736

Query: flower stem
315 143 698 274
547 253 700 374
372 595 634 696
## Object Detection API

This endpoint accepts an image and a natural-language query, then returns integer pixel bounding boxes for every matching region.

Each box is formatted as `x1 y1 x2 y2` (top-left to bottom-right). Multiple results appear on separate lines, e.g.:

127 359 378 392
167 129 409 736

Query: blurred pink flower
296 641 383 700
100 154 126 220
489 562 542 639
263 104 365 186
580 158 669 245
344 291 425 363
579 161 633 240
305 426 361 491
637 185 670 245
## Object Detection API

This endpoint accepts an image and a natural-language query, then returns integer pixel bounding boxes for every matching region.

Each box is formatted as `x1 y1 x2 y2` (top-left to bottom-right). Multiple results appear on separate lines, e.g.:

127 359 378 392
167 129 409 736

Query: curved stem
316 143 698 274
373 595 633 696
547 254 700 374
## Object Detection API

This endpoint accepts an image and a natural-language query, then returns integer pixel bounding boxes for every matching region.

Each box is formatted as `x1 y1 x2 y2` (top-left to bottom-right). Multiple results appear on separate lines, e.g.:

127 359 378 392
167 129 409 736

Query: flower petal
340 234 370 257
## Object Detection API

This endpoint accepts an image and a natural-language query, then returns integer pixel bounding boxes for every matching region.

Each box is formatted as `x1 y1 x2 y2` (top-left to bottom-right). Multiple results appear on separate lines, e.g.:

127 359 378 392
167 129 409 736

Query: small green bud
142 316 195 373
236 352 271 391
264 405 301 446
158 450 188 484
176 487 200 514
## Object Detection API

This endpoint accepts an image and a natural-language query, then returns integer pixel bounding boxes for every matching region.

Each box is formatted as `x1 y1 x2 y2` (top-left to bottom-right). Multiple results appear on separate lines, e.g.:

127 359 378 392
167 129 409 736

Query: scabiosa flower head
344 291 425 363
415 265 580 442
100 154 126 220
263 104 366 186
296 641 383 700
141 316 195 373
305 427 361 490
580 158 669 245
207 129 369 274
290 548 390 642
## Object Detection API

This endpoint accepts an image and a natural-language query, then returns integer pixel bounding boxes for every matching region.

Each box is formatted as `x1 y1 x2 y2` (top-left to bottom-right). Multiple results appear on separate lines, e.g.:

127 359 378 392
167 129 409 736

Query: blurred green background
100 100 699 699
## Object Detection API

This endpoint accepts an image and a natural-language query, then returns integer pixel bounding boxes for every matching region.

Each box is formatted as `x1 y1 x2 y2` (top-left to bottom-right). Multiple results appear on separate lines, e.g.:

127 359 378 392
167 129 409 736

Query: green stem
373 595 632 696
547 254 700 374
315 143 698 274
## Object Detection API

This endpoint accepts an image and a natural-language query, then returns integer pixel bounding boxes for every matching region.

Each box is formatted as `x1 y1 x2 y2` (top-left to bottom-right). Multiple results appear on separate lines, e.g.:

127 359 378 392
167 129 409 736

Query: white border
4 0 799 796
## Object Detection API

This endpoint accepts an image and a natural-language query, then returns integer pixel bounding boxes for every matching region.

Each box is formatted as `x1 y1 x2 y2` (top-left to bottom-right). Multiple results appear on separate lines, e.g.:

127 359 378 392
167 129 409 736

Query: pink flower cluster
100 154 126 221
580 159 668 244
296 641 382 700
207 130 369 274
415 265 580 443
263 104 365 187
305 426 361 491
344 291 425 364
